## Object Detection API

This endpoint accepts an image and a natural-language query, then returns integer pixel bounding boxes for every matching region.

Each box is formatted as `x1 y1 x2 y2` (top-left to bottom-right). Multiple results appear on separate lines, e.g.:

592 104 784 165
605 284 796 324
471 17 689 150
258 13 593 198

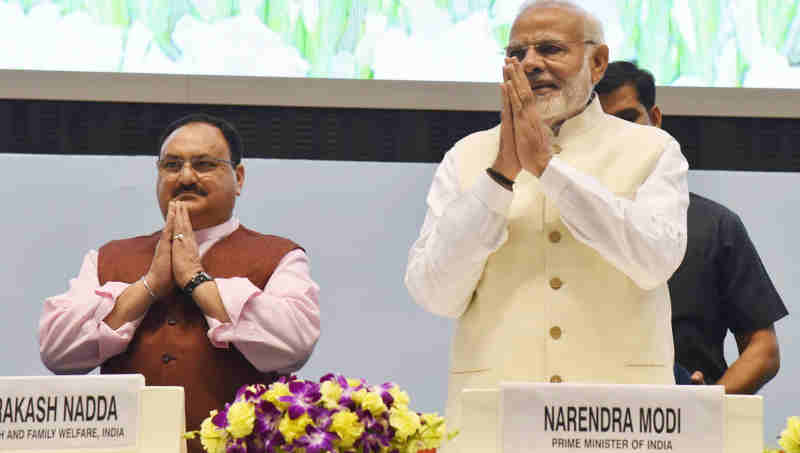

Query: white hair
516 0 605 44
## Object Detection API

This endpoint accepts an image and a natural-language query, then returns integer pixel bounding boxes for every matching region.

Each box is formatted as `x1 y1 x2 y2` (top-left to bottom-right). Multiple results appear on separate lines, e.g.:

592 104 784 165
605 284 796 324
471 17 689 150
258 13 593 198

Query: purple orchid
355 430 391 453
260 431 285 453
279 380 322 419
213 404 230 429
243 437 266 453
320 373 336 383
308 406 335 430
333 375 365 410
254 400 281 434
294 425 338 453
226 438 247 453
373 382 395 407
359 410 388 433
277 374 298 384
236 384 267 403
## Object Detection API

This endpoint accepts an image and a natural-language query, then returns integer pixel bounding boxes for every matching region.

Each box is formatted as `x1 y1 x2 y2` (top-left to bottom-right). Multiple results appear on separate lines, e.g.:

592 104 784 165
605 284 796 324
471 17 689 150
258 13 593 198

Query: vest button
550 326 562 340
550 375 563 383
550 277 563 290
167 318 177 326
552 144 563 154
549 231 561 243
161 353 173 364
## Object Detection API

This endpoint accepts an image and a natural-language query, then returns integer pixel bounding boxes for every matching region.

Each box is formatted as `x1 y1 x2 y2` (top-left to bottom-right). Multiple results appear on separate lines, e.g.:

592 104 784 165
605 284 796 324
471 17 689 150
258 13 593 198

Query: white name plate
0 375 145 452
500 382 724 453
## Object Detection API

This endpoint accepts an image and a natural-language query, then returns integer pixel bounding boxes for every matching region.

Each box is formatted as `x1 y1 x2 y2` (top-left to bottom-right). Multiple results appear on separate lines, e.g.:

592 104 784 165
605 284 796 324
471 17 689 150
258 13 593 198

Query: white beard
533 55 594 124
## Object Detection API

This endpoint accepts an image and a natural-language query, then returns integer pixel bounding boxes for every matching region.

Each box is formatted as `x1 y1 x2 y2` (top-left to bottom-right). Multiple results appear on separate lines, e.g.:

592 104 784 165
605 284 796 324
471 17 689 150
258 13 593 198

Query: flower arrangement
185 374 456 453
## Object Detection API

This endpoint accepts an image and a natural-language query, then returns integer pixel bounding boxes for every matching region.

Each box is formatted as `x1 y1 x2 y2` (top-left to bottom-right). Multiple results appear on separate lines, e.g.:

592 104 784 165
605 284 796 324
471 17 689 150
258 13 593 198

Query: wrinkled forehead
159 122 230 159
509 6 585 46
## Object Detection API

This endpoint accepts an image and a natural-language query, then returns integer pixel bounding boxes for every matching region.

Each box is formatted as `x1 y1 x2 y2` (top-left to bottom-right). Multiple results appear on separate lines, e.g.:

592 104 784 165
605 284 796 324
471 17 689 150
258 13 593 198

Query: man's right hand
104 202 177 329
491 72 522 183
505 57 553 178
144 201 177 297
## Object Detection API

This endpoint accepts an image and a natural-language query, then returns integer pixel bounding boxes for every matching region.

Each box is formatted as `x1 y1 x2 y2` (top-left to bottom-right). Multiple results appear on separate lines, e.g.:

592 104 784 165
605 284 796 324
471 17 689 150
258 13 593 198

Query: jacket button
550 277 563 290
549 231 561 243
550 326 562 340
161 353 173 364
167 318 177 326
550 375 563 383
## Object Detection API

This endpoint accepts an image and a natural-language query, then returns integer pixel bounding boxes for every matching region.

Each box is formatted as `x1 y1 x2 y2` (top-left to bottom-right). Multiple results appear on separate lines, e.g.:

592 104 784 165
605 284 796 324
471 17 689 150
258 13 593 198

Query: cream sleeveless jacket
445 98 676 435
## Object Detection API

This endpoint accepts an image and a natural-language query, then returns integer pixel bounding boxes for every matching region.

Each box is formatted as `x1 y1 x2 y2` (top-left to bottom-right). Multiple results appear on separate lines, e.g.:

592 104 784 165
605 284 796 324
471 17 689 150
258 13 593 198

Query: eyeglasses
504 39 597 62
156 156 235 174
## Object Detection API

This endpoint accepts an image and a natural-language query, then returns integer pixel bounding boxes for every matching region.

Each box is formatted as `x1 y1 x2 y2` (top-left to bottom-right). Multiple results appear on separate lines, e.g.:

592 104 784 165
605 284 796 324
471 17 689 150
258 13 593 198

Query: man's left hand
171 201 204 288
690 370 706 385
505 57 553 177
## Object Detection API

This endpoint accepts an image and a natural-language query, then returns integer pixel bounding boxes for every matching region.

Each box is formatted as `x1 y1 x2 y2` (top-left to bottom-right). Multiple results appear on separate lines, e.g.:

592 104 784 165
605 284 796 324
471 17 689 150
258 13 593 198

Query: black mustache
173 185 207 197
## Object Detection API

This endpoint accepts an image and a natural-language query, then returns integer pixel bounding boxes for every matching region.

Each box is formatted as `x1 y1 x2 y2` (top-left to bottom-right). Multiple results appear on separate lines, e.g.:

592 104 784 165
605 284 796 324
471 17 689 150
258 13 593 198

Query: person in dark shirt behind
597 61 788 393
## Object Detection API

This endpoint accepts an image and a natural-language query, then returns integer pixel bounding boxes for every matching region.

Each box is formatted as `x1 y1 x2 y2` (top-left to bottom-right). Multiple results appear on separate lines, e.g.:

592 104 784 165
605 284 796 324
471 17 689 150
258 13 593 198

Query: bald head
516 0 605 44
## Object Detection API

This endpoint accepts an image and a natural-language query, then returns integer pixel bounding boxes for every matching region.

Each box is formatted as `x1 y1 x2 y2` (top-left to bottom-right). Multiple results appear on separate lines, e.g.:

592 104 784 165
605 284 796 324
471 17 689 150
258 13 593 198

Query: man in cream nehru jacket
405 0 689 440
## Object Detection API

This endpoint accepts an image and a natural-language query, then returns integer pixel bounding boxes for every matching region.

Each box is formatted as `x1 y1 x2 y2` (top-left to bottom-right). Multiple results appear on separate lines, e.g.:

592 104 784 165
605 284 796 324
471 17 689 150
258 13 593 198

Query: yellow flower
389 405 421 441
278 413 313 444
419 413 447 448
225 401 255 438
351 388 368 405
331 410 365 448
388 386 410 408
779 416 800 453
347 378 363 388
263 382 291 410
320 380 343 409
362 391 388 416
199 411 228 453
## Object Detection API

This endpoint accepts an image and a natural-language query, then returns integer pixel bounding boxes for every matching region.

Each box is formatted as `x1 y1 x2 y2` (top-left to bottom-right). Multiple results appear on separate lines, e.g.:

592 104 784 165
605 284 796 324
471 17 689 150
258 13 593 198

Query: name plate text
500 382 724 453
0 374 144 451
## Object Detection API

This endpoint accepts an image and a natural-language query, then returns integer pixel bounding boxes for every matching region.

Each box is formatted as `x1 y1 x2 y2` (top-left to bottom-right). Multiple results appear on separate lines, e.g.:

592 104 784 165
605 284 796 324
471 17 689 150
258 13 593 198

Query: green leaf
357 64 373 79
319 0 349 54
259 0 290 38
615 0 642 61
492 23 510 49
142 0 192 61
87 0 131 27
190 0 237 22
636 0 677 84
684 0 723 84
758 0 800 49
736 48 749 87
338 0 365 53
292 14 310 60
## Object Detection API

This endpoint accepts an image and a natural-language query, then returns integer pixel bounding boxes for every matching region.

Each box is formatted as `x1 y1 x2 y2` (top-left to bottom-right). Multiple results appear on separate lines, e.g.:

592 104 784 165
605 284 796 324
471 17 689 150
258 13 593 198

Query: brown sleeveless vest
97 226 300 449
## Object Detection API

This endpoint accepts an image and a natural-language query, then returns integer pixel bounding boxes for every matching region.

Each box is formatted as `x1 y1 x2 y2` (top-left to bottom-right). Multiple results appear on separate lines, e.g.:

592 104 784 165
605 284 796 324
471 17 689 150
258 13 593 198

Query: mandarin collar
553 93 604 141
193 216 239 245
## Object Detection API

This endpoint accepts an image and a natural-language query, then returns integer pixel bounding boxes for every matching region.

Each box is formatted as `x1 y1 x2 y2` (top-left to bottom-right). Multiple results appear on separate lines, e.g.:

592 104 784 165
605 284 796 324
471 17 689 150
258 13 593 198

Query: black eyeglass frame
156 156 236 173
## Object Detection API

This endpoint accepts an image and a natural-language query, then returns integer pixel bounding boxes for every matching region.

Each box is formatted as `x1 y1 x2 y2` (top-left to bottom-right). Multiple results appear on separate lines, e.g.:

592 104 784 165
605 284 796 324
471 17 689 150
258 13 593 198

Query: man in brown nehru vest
39 114 321 451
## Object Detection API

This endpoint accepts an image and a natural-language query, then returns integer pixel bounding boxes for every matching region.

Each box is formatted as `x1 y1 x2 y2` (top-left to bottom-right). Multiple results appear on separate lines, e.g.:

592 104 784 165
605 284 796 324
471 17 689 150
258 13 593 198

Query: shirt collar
554 93 604 140
194 216 239 246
